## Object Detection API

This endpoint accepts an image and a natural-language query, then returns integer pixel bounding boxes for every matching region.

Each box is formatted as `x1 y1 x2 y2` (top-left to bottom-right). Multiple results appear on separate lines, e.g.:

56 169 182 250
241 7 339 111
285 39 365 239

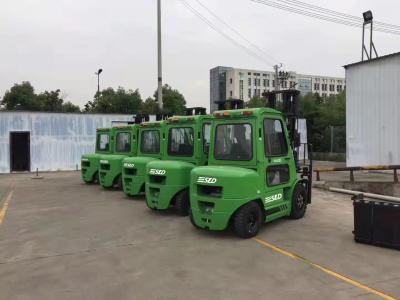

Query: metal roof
343 51 400 69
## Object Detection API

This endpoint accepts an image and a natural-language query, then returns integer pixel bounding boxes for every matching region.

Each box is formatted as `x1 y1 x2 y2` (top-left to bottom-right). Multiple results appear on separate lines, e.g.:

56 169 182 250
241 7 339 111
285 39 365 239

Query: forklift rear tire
290 183 307 219
93 172 99 184
233 202 262 238
115 175 123 189
175 189 190 216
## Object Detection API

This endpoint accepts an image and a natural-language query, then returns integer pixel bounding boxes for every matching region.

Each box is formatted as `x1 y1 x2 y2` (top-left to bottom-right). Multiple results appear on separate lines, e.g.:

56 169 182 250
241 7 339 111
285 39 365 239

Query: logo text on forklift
124 163 135 168
264 193 283 204
149 169 166 175
197 176 217 184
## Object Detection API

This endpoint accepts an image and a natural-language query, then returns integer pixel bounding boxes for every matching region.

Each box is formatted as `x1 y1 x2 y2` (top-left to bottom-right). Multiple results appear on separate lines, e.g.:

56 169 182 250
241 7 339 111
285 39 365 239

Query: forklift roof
212 107 282 119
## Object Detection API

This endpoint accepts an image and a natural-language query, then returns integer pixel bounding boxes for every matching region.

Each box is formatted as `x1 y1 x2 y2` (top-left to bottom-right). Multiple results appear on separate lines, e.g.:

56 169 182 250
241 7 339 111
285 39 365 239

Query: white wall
0 112 139 173
346 54 400 166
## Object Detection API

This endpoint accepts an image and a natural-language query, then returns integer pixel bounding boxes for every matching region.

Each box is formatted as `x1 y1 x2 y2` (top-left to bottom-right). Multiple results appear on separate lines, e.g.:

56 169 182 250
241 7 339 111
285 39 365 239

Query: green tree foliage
84 87 143 114
1 82 81 112
1 82 38 110
153 84 186 115
61 101 81 113
141 97 160 114
299 92 346 152
246 96 266 108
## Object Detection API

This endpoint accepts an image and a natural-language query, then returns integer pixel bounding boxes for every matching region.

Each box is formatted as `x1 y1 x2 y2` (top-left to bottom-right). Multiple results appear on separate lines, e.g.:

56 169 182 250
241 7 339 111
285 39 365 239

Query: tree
84 87 143 114
299 91 346 152
153 84 186 115
89 87 142 113
62 101 81 113
36 89 63 112
1 82 38 110
141 97 160 114
1 82 81 112
246 96 265 108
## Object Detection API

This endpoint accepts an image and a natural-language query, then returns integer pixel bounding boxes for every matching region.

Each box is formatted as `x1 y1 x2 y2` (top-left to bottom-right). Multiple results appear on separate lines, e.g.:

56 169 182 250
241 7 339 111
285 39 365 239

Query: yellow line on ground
0 191 13 225
253 238 397 300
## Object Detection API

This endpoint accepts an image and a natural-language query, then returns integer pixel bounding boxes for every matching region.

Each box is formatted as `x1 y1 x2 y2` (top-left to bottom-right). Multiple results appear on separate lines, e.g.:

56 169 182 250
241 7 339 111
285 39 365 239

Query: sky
1 0 400 111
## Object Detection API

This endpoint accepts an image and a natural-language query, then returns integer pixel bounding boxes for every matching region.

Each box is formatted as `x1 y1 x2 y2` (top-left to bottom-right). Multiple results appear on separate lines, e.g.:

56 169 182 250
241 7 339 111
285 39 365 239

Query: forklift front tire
233 202 262 238
290 183 307 219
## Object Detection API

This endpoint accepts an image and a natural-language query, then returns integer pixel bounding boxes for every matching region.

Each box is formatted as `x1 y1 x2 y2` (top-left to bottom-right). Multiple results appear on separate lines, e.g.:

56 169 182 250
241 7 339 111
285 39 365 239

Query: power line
192 0 280 63
274 0 400 31
251 0 400 36
180 0 277 66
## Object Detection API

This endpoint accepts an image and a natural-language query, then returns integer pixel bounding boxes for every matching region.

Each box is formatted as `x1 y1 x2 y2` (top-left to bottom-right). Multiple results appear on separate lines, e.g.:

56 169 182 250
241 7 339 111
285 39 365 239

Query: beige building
210 66 345 112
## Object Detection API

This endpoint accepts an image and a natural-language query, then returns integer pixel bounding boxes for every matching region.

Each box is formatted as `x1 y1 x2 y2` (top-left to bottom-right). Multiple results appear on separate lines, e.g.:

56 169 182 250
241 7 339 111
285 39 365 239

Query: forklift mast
215 99 244 111
185 107 207 116
263 90 300 148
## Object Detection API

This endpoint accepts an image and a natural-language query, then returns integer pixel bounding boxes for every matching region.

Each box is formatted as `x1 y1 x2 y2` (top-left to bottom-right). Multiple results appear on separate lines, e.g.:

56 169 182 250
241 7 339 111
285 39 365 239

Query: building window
263 79 266 87
248 72 251 75
254 78 257 86
254 73 260 76
254 89 257 97
337 85 342 92
230 78 233 84
314 83 320 90
272 80 275 88
230 90 233 97
321 84 327 91
248 78 251 86
329 84 335 92
248 89 251 98
266 79 270 87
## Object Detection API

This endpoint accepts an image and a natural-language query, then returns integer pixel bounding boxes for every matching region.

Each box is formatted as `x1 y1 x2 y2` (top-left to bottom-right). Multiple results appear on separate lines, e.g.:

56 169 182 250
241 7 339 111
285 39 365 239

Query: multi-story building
210 66 345 112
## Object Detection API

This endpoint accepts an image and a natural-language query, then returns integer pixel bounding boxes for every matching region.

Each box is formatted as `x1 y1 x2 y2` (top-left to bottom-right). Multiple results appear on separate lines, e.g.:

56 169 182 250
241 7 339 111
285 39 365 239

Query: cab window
140 130 160 154
214 123 252 161
203 123 211 153
264 119 288 156
168 127 194 156
97 133 110 151
116 132 131 152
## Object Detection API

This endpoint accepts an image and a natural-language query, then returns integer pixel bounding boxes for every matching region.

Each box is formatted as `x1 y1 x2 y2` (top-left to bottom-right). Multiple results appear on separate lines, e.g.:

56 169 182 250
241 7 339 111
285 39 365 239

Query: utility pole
157 0 163 110
274 64 280 91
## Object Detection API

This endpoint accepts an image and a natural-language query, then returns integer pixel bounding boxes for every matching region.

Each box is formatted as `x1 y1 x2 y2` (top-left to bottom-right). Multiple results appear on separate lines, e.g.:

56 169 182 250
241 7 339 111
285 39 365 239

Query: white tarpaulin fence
0 112 152 173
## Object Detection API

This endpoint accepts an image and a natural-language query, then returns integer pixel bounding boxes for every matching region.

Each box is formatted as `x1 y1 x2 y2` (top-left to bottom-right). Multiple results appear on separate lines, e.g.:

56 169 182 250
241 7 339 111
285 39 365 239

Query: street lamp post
95 68 103 96
157 0 163 110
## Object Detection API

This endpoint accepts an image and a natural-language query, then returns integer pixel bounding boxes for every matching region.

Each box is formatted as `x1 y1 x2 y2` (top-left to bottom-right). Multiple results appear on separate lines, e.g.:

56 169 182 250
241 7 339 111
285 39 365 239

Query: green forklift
99 115 149 189
122 118 167 197
81 127 115 184
145 107 212 215
190 90 312 238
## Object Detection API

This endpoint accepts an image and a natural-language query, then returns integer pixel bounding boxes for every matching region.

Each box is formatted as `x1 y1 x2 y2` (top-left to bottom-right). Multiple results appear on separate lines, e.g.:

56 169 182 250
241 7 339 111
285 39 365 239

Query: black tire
93 171 99 184
115 175 123 189
233 202 263 238
290 183 308 219
175 189 190 216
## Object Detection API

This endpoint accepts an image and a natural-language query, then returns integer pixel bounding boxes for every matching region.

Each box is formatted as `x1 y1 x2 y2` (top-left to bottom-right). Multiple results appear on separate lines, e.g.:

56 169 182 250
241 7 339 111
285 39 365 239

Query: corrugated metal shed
0 112 151 173
344 52 400 166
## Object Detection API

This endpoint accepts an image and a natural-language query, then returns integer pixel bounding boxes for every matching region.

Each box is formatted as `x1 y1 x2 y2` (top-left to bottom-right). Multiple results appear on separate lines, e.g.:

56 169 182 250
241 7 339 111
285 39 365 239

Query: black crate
353 194 400 250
